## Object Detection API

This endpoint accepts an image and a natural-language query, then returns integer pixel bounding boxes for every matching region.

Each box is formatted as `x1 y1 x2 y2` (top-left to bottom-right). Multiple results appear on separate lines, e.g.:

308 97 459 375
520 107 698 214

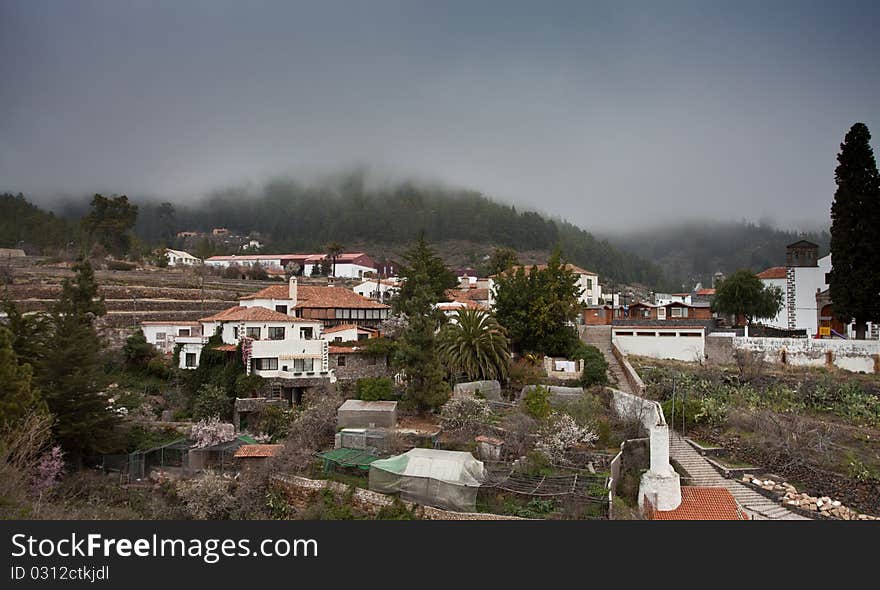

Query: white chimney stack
289 276 298 303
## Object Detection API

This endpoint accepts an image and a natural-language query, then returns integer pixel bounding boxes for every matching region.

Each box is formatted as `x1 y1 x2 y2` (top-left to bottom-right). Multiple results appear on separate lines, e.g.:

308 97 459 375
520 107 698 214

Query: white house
204 252 377 279
140 321 203 354
239 277 391 329
353 278 400 302
487 263 601 307
165 249 201 267
179 305 333 382
323 323 378 342
756 241 831 336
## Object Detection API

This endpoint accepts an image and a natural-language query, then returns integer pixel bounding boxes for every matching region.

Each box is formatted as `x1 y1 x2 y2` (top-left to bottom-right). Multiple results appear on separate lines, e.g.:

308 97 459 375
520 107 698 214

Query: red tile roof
328 345 368 354
240 285 389 309
694 288 716 296
647 487 750 520
199 305 314 323
140 321 201 326
233 444 284 458
757 266 787 280
213 344 238 352
324 323 359 333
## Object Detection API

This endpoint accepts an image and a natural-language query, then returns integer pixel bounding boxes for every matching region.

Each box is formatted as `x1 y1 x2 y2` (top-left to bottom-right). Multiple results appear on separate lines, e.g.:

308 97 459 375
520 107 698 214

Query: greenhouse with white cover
368 448 485 512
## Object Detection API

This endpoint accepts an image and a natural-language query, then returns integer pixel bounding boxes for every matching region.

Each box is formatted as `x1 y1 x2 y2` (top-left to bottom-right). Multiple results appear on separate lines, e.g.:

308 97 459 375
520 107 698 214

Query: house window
233 326 239 339
253 358 278 371
246 327 261 339
300 327 314 340
334 336 342 342
185 353 197 367
671 307 688 318
268 326 285 340
293 358 315 372
275 305 288 314
156 332 166 341
358 333 369 341
657 308 667 320
337 355 346 367
177 328 190 337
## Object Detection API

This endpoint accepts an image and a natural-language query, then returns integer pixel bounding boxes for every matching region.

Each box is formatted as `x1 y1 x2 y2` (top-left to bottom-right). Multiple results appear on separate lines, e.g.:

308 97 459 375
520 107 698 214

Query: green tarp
318 447 381 471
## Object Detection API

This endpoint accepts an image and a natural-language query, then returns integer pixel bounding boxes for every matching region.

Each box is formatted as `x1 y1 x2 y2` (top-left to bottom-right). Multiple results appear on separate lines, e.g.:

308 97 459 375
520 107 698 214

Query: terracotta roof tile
199 305 313 323
647 487 750 520
757 266 787 280
240 285 389 309
233 444 284 458
328 345 368 354
294 286 389 310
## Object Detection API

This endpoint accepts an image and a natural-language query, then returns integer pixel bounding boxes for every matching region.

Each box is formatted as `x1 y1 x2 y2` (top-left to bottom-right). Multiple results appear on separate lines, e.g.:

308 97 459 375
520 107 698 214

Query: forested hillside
607 221 831 290
134 176 670 287
0 193 76 254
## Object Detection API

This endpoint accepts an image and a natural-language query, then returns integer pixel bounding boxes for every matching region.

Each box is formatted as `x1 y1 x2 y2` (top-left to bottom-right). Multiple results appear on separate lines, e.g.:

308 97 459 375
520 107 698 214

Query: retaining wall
734 337 880 373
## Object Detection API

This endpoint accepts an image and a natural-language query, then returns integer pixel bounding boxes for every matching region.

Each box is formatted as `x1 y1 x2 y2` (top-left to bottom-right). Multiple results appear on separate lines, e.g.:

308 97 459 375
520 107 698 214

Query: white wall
734 336 880 373
760 276 788 329
326 327 360 342
142 323 201 354
612 328 705 362
303 262 376 278
792 256 831 335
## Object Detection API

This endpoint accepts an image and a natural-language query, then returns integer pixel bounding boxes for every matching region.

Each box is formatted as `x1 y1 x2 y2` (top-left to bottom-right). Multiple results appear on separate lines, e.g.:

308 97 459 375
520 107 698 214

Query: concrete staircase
582 325 632 393
669 433 809 520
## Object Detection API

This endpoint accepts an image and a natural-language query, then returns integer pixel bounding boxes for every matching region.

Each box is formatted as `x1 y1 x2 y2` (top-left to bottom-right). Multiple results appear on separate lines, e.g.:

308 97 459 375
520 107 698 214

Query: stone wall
705 332 736 365
609 388 664 432
270 474 526 520
611 343 646 395
734 337 880 373
329 353 393 381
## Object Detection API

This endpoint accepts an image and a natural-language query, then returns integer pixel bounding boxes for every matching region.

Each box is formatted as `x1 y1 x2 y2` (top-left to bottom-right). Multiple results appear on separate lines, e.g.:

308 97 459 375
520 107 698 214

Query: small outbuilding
453 380 502 401
233 444 283 474
368 448 485 512
337 400 398 429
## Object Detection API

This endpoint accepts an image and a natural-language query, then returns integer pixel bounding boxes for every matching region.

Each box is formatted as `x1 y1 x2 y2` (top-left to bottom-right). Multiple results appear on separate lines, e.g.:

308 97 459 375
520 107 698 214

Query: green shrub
579 345 609 387
522 385 552 419
192 384 232 420
356 377 395 401
249 405 292 441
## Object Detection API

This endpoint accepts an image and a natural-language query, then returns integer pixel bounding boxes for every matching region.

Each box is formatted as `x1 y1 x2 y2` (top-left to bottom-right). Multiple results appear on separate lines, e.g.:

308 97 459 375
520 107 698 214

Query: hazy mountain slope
605 221 830 290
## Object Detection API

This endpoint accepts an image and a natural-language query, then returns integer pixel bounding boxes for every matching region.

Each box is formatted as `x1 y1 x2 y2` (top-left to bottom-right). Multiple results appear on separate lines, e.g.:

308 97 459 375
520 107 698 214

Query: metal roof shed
337 400 398 429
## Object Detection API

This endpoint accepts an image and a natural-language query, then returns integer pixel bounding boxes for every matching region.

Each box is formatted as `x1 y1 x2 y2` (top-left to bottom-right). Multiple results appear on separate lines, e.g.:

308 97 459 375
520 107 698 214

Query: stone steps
668 433 811 521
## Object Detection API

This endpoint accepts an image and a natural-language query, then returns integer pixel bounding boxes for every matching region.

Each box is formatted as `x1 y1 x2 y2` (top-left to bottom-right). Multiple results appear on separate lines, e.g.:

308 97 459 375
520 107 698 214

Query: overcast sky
1 1 878 231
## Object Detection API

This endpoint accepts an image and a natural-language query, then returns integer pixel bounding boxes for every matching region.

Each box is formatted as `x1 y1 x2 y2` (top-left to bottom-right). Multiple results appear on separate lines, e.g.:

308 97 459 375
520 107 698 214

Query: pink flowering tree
191 417 235 449
32 446 65 494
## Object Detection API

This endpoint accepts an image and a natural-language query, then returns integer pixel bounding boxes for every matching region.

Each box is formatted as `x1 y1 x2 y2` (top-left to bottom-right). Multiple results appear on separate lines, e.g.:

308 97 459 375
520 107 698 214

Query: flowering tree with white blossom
191 417 235 449
535 413 598 463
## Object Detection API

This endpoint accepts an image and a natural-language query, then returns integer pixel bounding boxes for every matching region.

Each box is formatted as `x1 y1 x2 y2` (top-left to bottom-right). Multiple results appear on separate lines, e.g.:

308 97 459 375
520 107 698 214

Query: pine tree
828 123 880 339
38 258 118 462
0 327 46 429
395 286 449 412
394 235 458 314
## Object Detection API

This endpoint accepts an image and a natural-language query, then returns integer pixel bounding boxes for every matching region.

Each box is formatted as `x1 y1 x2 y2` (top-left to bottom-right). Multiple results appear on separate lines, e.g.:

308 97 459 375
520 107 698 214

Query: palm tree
438 308 511 381
326 242 344 277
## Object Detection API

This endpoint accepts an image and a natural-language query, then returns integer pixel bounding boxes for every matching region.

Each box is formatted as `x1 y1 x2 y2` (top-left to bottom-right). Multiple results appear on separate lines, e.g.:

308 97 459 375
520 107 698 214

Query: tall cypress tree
828 123 880 339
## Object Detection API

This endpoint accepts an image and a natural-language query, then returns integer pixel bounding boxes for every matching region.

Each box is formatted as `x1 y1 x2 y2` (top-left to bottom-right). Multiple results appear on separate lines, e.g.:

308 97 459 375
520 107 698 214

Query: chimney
289 276 298 303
